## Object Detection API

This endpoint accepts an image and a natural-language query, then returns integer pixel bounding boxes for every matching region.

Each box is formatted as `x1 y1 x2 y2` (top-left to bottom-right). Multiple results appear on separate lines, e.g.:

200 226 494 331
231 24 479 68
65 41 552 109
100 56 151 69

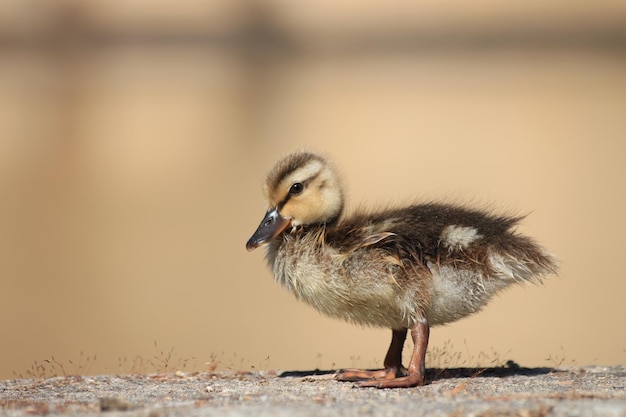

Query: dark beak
246 207 291 251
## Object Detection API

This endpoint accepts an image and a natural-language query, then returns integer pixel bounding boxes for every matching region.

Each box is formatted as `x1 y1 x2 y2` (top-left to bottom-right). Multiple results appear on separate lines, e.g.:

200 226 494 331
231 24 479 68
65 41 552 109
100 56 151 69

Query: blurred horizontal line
1 27 626 55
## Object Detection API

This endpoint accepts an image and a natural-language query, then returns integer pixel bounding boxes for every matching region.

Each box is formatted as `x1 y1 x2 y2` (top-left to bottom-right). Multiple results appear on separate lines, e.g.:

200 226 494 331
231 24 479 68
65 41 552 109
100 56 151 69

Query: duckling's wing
330 202 557 279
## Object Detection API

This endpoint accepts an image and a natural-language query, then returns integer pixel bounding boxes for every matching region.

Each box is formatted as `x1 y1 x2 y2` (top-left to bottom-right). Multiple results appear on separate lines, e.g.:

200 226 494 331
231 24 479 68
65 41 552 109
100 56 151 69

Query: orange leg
337 321 430 388
336 328 407 382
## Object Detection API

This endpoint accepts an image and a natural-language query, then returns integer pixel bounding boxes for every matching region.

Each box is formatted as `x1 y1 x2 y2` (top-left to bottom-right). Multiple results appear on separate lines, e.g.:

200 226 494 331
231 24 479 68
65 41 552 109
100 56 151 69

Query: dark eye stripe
277 171 322 210
278 183 302 210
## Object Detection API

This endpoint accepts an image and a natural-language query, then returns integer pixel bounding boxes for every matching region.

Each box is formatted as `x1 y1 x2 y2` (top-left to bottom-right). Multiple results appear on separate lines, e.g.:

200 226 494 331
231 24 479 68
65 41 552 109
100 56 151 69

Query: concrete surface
1 364 624 417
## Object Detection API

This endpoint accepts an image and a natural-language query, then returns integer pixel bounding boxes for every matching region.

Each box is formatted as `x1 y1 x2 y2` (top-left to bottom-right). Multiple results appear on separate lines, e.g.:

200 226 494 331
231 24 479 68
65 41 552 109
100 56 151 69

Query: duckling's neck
264 224 329 293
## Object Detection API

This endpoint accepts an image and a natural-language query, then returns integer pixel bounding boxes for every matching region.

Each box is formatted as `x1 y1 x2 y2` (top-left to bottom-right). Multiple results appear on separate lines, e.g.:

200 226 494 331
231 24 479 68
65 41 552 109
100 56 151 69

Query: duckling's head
246 152 344 251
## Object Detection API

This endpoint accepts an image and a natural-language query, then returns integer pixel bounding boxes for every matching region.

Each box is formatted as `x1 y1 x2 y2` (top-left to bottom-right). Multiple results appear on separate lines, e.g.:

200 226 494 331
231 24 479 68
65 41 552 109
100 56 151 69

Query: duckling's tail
488 235 559 285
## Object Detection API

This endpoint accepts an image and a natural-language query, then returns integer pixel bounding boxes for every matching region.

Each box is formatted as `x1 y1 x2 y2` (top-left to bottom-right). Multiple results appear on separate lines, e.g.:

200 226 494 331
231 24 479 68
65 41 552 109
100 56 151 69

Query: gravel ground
1 365 624 417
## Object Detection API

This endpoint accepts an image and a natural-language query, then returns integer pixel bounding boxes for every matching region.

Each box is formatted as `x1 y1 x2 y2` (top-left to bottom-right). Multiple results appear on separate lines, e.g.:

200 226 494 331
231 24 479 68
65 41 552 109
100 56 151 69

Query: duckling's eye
289 182 304 195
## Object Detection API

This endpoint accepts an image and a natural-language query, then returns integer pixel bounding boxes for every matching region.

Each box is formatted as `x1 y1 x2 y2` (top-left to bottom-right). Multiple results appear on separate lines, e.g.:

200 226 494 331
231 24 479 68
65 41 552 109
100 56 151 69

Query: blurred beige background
1 1 625 379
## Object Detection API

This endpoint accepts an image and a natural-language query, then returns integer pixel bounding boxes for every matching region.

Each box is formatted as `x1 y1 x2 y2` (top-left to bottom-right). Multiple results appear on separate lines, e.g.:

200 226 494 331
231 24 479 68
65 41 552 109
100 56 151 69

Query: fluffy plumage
247 151 558 388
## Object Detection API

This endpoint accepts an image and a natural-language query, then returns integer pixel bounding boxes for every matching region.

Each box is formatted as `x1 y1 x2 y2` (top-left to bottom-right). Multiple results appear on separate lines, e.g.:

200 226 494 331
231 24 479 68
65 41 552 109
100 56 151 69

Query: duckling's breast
265 231 425 329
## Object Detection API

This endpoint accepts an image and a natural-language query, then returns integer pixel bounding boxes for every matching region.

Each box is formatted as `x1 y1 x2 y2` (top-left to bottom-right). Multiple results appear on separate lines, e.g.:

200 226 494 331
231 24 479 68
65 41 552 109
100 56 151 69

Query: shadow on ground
279 360 557 382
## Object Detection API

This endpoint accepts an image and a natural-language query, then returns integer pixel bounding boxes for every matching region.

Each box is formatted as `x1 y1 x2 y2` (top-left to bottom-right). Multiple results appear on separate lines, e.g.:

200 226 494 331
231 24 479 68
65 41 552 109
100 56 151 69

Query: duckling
246 151 558 388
